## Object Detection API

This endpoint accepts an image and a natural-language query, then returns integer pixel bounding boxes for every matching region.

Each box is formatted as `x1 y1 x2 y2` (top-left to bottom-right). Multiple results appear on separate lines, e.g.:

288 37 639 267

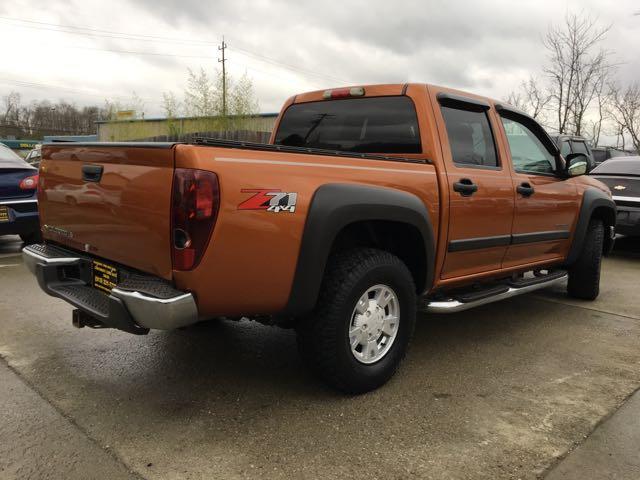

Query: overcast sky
0 0 638 117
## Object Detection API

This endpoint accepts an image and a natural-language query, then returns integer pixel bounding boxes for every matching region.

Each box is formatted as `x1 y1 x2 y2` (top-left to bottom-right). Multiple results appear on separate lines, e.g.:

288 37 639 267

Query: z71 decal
238 189 298 213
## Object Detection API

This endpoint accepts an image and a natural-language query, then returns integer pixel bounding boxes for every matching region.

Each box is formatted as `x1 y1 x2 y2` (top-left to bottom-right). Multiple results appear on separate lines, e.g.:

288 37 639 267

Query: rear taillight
19 174 39 190
171 169 220 271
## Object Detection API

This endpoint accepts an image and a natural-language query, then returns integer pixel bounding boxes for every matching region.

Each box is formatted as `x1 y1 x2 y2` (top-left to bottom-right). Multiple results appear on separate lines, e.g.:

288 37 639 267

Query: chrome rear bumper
23 244 198 333
111 288 197 330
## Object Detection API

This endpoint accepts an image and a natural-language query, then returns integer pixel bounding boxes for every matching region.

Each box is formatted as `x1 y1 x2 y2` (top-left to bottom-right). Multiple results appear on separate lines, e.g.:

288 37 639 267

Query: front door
498 115 580 268
434 94 515 280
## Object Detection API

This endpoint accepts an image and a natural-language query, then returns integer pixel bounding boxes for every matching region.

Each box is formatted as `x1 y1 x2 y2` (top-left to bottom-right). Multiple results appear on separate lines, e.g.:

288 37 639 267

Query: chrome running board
422 271 567 313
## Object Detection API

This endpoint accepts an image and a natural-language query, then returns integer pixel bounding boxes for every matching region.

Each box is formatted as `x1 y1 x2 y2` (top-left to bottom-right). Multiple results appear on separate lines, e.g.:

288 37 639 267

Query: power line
0 16 351 85
229 47 349 85
225 60 324 89
0 16 218 46
61 45 344 86
0 77 162 105
64 44 213 59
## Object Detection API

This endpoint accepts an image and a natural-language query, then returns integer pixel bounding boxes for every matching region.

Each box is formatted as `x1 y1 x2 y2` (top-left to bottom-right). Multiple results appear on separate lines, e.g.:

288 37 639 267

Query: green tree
175 67 259 120
184 68 219 117
229 72 260 117
162 91 181 118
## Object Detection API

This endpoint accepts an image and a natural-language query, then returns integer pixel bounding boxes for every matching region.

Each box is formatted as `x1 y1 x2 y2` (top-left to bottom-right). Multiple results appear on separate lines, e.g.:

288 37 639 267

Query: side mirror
565 153 589 177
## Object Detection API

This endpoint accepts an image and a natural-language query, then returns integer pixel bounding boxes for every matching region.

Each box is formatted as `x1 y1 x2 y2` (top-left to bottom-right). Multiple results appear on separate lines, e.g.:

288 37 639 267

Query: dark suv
591 146 634 166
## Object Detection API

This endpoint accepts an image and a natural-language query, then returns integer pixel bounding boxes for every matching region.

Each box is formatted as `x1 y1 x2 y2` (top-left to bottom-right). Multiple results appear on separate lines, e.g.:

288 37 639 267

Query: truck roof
290 83 502 106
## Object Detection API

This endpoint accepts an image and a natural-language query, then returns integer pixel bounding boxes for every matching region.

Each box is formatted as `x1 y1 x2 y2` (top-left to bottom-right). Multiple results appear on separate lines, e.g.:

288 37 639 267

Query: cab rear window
274 96 421 154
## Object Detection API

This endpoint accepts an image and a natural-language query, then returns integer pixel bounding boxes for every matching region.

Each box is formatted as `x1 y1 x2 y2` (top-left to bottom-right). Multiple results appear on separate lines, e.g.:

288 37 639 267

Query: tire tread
567 219 604 300
297 248 416 393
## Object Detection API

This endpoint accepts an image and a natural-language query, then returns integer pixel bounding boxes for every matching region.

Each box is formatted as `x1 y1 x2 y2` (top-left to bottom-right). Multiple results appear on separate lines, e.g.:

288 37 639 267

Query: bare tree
128 92 146 119
609 83 640 153
543 13 613 135
2 92 22 126
505 76 550 121
0 93 110 138
614 121 627 150
585 75 609 145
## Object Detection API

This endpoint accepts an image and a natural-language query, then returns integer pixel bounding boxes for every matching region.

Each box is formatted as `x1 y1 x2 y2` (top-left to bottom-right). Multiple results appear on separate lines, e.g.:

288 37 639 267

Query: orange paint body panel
172 144 439 316
39 145 174 279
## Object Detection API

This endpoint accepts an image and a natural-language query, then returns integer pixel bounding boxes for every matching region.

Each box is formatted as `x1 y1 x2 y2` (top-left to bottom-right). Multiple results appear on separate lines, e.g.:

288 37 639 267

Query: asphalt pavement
1 235 639 479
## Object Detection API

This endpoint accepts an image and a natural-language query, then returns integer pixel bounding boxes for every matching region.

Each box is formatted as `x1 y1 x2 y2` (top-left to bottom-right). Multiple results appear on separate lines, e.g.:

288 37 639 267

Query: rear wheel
296 248 416 394
567 219 604 300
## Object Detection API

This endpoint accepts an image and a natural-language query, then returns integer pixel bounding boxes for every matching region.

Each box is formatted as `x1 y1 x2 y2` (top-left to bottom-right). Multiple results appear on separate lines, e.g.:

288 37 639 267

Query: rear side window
592 149 606 163
571 141 589 156
440 106 498 167
273 96 421 154
560 140 572 157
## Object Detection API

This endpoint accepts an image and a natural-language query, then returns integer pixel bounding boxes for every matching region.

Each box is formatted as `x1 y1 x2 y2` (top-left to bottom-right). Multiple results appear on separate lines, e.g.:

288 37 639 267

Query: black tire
296 248 416 394
567 218 604 300
20 230 42 246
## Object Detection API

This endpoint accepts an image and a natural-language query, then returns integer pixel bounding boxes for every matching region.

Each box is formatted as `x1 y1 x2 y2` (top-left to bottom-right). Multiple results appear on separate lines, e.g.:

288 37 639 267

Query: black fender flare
283 183 435 316
565 188 616 265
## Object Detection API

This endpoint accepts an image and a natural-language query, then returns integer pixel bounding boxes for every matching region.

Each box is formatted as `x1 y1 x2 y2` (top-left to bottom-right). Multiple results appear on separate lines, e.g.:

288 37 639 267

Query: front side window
501 117 556 174
274 96 421 154
440 106 498 167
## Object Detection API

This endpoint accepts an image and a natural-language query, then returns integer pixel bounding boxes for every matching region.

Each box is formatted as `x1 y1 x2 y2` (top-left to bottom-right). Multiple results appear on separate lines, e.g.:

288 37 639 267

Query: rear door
39 144 175 278
433 92 515 279
497 113 579 268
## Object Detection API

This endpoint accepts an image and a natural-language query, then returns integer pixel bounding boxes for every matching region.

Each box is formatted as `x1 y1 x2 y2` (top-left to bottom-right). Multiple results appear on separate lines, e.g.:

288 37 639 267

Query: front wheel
567 218 604 300
296 248 416 394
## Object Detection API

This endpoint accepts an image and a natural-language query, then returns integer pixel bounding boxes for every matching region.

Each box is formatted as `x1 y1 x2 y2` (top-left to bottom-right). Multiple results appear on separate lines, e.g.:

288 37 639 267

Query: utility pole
218 36 227 117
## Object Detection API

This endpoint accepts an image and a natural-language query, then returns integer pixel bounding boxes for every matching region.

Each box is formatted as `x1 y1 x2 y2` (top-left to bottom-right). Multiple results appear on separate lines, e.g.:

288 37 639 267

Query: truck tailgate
39 144 175 279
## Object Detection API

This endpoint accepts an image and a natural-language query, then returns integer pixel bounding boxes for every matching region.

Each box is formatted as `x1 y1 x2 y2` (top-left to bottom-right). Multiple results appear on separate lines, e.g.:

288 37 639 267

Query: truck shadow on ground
129 291 571 404
130 239 640 405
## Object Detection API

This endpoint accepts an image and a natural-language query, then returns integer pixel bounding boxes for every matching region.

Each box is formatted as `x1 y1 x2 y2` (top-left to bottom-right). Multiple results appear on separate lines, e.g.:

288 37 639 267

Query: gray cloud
1 0 638 115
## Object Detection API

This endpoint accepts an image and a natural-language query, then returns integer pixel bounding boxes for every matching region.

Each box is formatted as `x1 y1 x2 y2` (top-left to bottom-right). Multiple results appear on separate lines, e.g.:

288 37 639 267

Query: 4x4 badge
238 189 298 213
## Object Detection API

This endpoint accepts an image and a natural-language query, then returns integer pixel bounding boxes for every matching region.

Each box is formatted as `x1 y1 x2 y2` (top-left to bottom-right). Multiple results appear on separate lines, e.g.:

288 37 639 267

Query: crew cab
23 84 616 393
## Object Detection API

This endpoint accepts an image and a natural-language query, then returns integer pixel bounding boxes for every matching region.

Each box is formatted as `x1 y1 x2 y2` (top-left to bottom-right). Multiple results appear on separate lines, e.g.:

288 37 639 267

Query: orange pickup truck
24 84 616 393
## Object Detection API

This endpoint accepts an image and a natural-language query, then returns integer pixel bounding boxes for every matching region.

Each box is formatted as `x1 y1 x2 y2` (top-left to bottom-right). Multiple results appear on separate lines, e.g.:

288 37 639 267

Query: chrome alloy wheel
348 284 400 364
